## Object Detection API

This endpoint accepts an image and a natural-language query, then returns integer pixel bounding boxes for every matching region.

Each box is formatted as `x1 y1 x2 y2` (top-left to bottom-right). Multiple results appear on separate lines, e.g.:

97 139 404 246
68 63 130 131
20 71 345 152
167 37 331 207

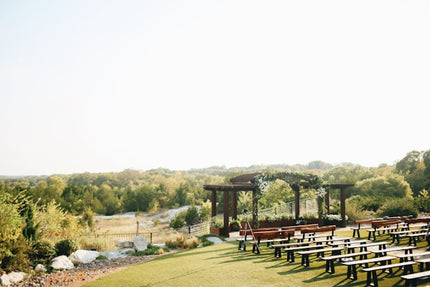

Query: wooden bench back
253 229 294 240
372 219 401 228
405 217 430 225
355 218 383 225
285 224 318 232
239 227 280 236
301 225 336 234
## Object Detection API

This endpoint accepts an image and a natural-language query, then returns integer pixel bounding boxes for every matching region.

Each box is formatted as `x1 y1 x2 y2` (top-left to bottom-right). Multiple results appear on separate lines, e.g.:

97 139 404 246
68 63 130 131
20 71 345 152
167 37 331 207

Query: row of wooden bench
237 224 336 254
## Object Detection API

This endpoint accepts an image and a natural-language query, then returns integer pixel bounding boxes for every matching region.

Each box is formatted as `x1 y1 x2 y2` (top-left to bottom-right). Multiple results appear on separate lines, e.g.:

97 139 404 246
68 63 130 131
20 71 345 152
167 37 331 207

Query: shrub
230 219 241 231
379 198 418 218
55 239 79 256
30 240 56 265
185 205 200 226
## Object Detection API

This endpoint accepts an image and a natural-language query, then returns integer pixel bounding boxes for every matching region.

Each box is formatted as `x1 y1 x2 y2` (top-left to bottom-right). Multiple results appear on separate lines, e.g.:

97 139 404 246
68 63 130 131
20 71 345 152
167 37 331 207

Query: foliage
35 201 82 245
169 211 186 229
379 197 419 218
229 219 241 231
165 234 199 249
345 197 370 222
211 217 224 228
184 205 200 226
54 238 79 256
134 244 165 256
29 240 56 265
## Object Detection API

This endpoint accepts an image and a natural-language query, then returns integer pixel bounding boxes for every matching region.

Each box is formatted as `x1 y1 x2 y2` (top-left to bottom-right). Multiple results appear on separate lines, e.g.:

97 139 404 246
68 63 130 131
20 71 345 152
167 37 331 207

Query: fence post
150 232 152 244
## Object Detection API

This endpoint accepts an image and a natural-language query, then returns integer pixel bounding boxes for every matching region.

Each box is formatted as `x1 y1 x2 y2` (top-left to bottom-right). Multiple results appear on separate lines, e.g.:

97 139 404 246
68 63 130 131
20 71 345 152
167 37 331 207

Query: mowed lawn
83 230 427 287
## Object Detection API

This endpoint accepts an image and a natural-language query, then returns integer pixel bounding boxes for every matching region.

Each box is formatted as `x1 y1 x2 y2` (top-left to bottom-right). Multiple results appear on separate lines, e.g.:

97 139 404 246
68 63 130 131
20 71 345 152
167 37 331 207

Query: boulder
133 236 148 252
100 248 135 260
0 274 10 286
34 264 47 273
0 272 26 285
115 240 134 248
69 250 100 265
51 255 74 270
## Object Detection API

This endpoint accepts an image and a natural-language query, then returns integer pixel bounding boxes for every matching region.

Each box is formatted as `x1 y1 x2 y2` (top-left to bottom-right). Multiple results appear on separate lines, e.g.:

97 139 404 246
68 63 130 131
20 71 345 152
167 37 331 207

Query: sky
1 0 429 176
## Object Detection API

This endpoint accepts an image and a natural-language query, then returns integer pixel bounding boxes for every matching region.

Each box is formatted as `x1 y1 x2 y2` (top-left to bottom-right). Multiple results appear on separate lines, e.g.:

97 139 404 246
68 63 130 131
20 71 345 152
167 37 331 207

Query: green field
83 230 427 287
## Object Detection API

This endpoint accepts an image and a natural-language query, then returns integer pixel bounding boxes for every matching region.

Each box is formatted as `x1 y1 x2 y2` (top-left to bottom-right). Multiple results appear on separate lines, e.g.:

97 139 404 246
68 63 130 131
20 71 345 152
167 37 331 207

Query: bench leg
352 265 358 280
330 260 335 274
371 270 378 287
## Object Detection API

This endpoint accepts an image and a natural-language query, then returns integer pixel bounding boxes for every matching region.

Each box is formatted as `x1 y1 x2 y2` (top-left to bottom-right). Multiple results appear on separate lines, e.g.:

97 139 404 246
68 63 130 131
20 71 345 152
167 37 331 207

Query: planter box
210 226 225 236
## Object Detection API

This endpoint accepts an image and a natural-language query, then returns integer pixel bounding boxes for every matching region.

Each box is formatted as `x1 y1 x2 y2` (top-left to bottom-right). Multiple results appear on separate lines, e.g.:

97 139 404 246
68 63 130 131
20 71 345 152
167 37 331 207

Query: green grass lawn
83 230 429 287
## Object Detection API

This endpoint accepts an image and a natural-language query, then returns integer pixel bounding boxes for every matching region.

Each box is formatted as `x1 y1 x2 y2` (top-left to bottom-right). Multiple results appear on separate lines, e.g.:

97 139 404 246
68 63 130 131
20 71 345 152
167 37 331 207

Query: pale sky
1 1 429 176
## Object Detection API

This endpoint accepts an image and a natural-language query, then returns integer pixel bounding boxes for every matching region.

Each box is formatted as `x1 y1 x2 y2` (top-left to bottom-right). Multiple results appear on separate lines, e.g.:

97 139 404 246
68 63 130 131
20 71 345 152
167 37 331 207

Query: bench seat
362 261 417 287
284 244 328 262
402 270 430 287
320 251 370 274
342 255 396 281
297 247 343 267
371 246 416 258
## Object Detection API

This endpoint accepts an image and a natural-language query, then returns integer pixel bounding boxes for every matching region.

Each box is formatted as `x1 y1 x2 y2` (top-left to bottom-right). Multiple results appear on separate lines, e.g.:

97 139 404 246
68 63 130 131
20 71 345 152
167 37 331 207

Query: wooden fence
79 221 210 251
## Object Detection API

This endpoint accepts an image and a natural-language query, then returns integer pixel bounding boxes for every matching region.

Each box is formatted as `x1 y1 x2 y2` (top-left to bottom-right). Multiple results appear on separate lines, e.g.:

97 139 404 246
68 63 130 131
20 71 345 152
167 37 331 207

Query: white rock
133 236 148 252
51 255 74 270
69 250 100 265
0 274 11 286
115 240 134 248
6 272 25 283
100 248 135 260
35 264 47 273
206 237 223 244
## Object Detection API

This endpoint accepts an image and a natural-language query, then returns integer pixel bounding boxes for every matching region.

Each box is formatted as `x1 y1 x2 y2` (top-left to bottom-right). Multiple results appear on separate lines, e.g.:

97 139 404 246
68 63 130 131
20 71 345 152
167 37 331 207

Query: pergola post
232 191 238 220
223 191 229 237
252 189 258 228
294 189 300 220
325 189 330 214
340 187 346 227
211 190 217 217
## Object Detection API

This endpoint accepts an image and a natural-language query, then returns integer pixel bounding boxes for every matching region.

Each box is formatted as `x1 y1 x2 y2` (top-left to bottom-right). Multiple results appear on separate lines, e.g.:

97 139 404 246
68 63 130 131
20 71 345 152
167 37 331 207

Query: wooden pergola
204 173 353 237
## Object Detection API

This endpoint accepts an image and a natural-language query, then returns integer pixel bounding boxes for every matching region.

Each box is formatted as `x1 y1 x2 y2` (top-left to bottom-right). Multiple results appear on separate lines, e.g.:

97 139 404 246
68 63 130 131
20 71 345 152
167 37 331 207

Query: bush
230 219 241 231
55 239 79 256
185 205 200 226
169 214 185 229
379 198 418 218
30 240 56 265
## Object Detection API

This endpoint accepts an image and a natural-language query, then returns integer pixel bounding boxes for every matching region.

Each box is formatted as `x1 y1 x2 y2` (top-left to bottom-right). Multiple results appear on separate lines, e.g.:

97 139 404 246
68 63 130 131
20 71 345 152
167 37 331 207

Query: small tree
185 205 200 226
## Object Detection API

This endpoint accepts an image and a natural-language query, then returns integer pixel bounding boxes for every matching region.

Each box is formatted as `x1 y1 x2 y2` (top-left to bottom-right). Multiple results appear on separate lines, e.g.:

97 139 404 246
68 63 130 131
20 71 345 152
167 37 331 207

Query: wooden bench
284 244 328 262
272 241 325 258
405 217 430 229
328 239 367 247
408 231 429 246
237 227 281 250
353 218 384 238
362 261 417 287
347 241 389 253
298 225 336 242
297 247 343 267
402 270 430 287
371 246 416 258
342 256 396 281
416 258 430 272
251 229 294 254
321 251 370 274
368 219 403 240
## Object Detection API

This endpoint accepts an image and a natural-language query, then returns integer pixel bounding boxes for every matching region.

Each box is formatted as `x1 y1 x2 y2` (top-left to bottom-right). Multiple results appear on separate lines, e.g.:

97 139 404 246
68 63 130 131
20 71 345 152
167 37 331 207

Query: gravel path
12 255 160 287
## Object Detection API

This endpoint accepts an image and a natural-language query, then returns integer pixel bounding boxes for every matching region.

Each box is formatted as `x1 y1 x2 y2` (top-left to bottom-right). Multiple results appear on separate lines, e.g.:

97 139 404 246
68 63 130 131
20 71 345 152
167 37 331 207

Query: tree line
1 150 430 218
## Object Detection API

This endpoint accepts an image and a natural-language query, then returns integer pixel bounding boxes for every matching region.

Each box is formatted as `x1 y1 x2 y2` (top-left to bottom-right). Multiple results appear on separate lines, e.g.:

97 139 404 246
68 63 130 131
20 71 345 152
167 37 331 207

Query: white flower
316 187 326 198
